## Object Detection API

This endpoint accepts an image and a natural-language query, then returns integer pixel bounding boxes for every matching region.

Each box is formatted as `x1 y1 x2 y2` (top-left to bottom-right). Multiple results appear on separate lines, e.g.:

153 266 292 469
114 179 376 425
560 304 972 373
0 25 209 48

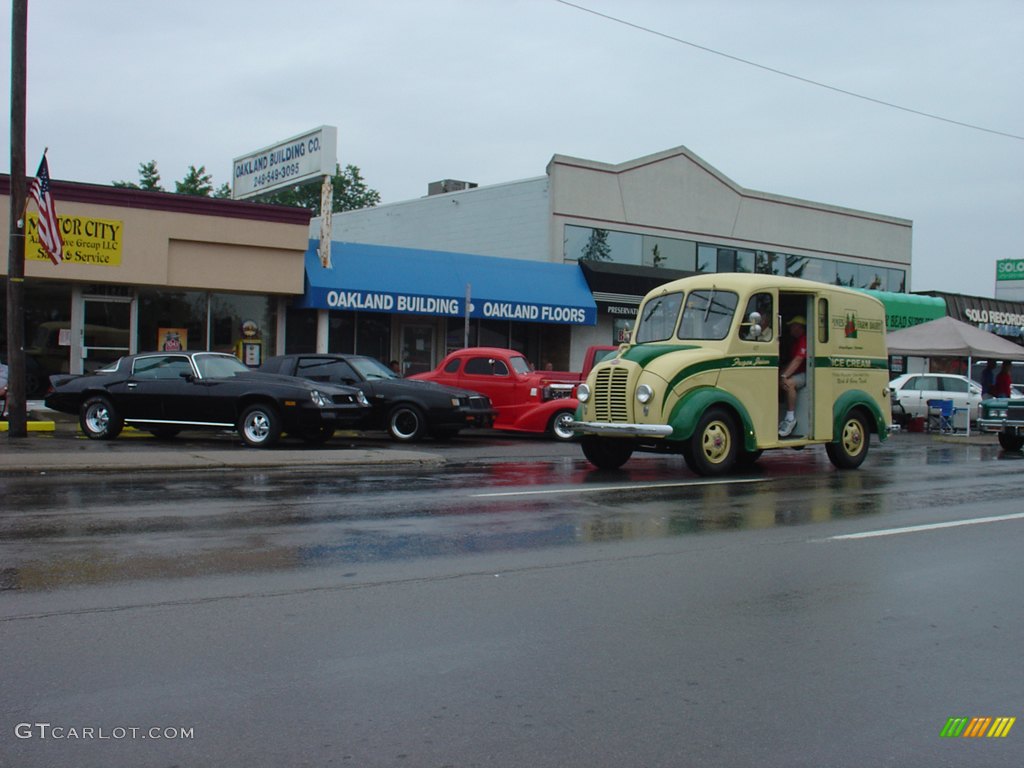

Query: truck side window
739 293 773 342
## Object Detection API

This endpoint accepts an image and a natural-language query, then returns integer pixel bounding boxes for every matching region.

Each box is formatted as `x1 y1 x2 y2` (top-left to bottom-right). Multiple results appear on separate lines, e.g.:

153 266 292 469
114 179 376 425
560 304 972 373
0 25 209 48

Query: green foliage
257 164 381 215
111 160 380 213
175 165 215 197
113 159 163 191
580 228 611 262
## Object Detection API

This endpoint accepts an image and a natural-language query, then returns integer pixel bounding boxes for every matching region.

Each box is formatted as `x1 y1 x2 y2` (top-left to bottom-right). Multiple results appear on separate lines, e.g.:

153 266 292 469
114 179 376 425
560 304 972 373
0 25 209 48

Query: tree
258 164 381 215
580 228 611 262
113 160 164 191
175 165 215 197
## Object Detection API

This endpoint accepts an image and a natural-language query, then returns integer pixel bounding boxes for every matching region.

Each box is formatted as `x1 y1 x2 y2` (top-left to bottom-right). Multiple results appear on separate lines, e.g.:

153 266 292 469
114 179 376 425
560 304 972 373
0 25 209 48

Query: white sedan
889 373 982 425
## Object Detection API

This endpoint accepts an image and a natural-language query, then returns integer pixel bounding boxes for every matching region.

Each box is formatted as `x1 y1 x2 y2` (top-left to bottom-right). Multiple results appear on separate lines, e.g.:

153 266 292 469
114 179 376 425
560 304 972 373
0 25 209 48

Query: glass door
400 324 435 376
82 297 133 372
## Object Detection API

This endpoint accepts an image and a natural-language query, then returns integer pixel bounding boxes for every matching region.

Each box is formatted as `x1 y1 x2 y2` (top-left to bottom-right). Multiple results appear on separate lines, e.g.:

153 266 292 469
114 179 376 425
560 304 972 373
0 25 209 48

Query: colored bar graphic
941 716 1015 738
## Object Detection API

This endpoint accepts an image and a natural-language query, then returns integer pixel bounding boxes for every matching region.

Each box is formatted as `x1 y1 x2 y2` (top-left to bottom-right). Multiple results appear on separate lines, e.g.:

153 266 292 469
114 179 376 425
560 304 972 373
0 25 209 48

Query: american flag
28 153 65 265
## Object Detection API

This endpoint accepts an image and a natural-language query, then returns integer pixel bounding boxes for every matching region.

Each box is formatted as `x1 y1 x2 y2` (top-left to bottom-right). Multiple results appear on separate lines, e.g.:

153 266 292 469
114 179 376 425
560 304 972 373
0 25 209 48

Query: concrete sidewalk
0 403 444 474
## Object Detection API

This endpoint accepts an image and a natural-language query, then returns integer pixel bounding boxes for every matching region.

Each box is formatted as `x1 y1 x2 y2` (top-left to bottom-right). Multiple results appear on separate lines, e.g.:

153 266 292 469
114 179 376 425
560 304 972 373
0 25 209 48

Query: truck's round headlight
636 384 653 404
576 383 590 403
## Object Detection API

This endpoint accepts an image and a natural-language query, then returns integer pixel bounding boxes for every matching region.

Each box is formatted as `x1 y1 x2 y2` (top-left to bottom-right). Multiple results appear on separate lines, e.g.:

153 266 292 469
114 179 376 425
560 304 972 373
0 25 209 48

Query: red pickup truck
409 346 617 440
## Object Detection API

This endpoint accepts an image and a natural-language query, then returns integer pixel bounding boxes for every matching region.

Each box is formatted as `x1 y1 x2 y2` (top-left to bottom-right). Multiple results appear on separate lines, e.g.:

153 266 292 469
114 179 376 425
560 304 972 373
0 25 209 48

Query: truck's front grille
593 367 630 422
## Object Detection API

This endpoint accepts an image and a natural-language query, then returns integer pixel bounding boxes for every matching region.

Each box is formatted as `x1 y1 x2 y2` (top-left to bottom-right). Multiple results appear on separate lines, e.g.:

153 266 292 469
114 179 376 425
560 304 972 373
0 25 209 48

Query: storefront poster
158 328 188 351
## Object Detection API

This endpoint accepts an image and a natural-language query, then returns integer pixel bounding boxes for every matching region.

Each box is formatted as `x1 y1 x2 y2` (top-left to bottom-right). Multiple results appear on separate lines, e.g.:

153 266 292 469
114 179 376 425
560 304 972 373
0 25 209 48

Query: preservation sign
232 125 337 199
996 258 1024 281
26 213 122 266
309 288 595 325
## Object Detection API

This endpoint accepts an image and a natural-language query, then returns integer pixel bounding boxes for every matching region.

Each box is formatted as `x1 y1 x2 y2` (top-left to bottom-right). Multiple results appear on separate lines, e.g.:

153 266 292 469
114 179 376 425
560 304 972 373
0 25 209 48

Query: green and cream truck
571 274 892 475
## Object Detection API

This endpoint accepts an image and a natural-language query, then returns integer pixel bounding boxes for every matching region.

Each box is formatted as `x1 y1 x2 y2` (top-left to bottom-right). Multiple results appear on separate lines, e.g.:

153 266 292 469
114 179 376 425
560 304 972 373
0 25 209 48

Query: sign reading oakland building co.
232 126 338 199
26 213 122 266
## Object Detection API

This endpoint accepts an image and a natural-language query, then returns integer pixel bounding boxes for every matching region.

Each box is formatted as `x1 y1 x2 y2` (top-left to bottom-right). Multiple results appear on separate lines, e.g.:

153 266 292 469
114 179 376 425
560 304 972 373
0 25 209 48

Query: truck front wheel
581 435 633 470
683 406 739 476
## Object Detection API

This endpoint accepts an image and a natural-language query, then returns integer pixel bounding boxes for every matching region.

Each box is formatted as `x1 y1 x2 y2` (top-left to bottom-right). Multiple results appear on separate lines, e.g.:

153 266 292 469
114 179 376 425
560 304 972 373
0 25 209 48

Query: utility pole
6 0 28 438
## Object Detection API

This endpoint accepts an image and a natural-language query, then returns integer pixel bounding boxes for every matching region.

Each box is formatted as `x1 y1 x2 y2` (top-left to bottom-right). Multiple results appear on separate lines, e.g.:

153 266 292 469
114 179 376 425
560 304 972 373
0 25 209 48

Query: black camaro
45 351 371 447
261 353 495 441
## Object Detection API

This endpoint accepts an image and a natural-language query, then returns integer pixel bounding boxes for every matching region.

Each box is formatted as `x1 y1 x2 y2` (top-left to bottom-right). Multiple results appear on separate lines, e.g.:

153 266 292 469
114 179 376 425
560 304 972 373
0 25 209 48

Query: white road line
827 511 1024 541
471 477 770 498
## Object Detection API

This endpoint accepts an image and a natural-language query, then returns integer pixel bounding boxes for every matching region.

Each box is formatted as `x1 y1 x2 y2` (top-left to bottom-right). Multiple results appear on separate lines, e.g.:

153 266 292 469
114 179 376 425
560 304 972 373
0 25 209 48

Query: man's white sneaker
778 417 797 437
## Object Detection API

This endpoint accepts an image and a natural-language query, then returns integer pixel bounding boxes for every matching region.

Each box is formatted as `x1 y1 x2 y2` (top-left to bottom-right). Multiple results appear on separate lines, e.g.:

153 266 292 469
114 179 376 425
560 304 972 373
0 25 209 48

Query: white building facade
303 145 912 372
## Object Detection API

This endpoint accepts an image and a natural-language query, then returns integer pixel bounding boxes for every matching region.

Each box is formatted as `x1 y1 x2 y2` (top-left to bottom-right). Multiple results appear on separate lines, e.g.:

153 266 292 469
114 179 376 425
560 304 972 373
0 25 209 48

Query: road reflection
1 458 895 592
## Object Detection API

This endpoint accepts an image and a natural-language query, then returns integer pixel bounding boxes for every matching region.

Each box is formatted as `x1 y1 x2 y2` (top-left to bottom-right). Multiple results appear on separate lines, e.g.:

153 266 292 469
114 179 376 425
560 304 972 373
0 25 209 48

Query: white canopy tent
886 316 1024 361
886 316 1024 436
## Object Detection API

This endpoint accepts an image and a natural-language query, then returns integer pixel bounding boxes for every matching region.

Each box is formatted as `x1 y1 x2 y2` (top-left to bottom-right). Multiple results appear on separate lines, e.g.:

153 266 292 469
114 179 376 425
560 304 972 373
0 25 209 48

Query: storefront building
1 176 310 396
318 145 914 371
287 242 596 375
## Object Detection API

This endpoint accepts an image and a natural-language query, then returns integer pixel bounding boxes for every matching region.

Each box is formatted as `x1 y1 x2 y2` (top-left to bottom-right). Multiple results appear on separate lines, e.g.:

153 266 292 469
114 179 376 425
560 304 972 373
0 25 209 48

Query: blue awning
298 241 597 325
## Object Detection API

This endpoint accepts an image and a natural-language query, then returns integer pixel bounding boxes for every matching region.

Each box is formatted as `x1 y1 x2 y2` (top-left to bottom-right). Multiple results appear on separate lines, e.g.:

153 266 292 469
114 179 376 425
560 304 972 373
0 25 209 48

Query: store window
0 281 73 396
286 307 319 353
138 290 207 352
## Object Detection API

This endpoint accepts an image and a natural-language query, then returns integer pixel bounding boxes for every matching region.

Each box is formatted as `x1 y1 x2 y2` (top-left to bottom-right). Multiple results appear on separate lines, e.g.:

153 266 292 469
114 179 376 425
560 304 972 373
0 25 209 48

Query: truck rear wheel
826 411 870 469
581 435 633 470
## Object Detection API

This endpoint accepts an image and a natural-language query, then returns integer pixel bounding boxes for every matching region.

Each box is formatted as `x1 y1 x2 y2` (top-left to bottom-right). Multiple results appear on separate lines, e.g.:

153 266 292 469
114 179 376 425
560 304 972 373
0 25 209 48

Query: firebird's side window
464 358 509 376
298 358 358 384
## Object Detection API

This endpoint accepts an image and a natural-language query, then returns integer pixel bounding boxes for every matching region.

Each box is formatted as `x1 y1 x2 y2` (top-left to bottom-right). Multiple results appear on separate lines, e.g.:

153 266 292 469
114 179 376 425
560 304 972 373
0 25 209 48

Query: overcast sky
3 0 1021 297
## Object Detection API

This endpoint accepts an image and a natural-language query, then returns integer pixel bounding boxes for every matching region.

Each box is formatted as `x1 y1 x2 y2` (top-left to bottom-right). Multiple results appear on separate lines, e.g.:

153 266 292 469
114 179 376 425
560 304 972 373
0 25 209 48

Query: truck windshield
677 290 738 340
635 292 683 343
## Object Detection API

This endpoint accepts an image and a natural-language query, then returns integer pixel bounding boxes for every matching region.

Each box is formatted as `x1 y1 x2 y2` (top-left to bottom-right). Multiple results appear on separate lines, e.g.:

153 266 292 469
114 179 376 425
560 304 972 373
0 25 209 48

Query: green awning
856 289 945 331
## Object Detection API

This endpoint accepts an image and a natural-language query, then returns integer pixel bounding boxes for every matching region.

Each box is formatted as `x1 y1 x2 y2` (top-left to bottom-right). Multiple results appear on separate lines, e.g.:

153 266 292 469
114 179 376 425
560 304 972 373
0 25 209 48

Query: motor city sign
996 258 1024 281
232 126 337 199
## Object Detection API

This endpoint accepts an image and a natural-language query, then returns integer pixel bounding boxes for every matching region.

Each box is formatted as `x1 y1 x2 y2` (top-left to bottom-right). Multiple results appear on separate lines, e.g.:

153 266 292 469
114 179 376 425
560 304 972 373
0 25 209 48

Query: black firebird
45 351 371 447
261 354 495 441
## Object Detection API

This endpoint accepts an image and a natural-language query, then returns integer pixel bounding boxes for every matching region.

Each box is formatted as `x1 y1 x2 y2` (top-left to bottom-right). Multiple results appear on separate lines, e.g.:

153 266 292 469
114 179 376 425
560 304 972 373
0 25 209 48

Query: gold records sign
27 213 123 266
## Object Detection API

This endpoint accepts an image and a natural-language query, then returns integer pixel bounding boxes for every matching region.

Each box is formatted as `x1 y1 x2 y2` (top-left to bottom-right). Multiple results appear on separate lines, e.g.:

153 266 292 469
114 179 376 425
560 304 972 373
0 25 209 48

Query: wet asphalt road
1 430 1023 767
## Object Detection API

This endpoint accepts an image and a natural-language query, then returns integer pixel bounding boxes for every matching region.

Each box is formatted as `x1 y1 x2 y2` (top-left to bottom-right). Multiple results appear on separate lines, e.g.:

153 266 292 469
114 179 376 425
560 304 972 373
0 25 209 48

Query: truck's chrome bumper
569 420 674 438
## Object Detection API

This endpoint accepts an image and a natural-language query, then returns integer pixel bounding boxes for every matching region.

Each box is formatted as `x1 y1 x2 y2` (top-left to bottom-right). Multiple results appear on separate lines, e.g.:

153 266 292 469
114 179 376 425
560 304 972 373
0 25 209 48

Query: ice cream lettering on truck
570 274 892 475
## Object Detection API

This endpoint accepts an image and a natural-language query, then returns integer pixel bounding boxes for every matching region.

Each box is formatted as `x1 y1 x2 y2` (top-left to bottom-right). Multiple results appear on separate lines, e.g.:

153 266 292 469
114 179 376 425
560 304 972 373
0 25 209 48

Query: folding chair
926 399 954 433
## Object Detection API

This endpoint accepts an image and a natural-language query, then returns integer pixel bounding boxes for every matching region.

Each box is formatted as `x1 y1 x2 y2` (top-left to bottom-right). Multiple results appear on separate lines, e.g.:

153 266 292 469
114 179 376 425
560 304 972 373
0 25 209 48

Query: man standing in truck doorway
778 316 807 437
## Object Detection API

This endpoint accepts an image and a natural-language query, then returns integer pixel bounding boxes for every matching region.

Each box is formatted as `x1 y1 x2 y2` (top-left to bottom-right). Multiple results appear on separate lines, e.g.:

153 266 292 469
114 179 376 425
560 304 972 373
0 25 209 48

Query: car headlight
451 397 461 407
310 390 329 407
636 384 653 404
356 390 370 407
576 383 590 403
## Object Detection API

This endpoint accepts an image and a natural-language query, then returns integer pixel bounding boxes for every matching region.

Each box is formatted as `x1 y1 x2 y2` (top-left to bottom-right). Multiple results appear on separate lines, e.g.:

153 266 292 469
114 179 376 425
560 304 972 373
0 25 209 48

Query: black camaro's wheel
998 431 1024 452
388 404 426 442
237 403 282 448
80 396 124 440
